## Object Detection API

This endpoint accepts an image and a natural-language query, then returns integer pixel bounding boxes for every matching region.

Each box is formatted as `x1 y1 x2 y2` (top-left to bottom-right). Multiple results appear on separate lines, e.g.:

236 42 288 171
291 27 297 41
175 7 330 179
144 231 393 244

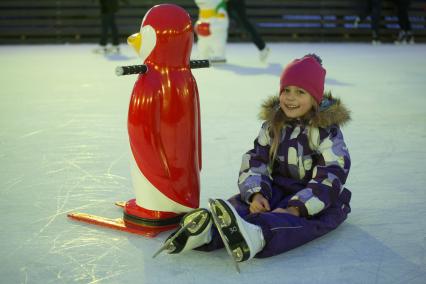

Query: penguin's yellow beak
127 32 142 54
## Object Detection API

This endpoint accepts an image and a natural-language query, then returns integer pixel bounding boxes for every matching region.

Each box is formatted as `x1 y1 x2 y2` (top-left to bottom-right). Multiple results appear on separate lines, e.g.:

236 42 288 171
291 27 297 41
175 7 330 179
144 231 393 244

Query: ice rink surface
0 42 425 283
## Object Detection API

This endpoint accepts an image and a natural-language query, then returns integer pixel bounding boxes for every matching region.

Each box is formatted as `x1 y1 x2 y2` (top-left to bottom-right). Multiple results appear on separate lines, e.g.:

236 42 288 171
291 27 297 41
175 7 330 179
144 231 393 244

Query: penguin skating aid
68 4 210 237
125 4 202 228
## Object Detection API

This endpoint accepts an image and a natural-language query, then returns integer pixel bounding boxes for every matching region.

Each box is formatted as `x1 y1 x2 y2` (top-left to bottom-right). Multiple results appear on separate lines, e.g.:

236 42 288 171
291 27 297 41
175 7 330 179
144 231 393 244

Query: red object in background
195 22 211 36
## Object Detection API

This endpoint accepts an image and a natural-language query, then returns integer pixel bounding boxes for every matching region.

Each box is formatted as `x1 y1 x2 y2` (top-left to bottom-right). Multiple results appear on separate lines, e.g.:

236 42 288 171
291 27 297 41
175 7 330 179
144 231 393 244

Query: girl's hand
272 207 300 216
249 193 271 213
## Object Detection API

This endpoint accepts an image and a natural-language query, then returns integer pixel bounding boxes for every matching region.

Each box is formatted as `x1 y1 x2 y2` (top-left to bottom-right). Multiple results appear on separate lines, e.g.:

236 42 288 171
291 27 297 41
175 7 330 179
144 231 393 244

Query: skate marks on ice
25 229 143 283
2 191 135 283
308 224 426 284
143 222 425 283
212 62 283 76
18 119 77 140
9 221 426 283
1 175 24 195
1 43 426 283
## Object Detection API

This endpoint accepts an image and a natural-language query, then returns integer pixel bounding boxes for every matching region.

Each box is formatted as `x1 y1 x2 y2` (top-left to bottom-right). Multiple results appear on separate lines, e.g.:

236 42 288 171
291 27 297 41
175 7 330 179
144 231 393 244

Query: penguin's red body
127 4 201 216
67 4 202 237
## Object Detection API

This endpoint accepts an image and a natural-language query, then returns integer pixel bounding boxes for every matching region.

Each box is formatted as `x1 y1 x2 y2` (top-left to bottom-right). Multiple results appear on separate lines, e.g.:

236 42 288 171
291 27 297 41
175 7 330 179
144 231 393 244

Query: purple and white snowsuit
198 94 352 258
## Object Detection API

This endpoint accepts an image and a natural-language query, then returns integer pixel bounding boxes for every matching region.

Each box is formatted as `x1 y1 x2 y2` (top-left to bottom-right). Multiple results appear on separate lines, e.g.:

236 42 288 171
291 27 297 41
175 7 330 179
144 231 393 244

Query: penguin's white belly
130 153 194 213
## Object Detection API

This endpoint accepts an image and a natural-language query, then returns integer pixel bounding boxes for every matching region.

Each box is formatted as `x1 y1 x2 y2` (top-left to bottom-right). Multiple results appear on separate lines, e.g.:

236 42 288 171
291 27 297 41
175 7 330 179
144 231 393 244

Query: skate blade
208 198 241 273
152 219 195 258
152 210 209 258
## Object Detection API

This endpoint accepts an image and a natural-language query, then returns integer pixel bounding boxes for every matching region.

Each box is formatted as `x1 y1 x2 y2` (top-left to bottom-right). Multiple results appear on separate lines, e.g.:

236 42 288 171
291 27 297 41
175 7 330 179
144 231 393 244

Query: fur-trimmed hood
259 93 351 128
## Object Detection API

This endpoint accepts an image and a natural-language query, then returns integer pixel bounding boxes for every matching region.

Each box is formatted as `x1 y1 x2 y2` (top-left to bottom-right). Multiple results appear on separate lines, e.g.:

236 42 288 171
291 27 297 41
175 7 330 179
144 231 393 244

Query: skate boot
395 30 415 45
152 208 212 258
353 16 361 28
209 199 265 265
406 31 415 44
395 30 407 44
108 45 120 54
93 45 108 54
372 31 381 45
259 46 270 63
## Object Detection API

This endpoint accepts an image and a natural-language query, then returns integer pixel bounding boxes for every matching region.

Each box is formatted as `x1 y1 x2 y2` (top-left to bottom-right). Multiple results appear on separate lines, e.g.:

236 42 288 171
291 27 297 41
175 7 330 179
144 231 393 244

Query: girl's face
280 85 315 118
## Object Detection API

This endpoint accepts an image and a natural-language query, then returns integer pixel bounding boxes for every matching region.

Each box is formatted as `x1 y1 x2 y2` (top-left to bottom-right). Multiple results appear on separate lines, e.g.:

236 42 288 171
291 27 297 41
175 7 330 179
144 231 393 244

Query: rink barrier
0 0 425 43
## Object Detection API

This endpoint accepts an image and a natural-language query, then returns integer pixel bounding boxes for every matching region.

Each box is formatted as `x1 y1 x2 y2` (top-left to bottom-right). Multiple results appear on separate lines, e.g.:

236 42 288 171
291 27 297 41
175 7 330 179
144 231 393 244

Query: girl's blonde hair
268 96 319 162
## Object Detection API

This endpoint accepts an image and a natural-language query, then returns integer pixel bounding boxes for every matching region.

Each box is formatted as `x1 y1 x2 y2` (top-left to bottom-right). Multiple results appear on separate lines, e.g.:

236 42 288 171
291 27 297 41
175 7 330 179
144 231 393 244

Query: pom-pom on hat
279 54 326 104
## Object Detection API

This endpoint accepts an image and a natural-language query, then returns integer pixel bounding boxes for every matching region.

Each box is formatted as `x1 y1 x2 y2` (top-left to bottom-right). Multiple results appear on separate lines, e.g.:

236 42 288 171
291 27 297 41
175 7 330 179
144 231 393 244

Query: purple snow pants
196 187 351 258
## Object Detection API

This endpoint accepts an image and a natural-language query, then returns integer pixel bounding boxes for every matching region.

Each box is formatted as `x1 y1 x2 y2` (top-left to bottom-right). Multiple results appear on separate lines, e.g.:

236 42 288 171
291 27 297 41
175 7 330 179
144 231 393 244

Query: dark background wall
0 0 425 44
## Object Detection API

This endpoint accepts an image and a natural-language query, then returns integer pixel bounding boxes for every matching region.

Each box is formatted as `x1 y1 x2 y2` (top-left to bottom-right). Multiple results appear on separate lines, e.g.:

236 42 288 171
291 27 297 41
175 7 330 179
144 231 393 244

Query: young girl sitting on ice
156 54 352 268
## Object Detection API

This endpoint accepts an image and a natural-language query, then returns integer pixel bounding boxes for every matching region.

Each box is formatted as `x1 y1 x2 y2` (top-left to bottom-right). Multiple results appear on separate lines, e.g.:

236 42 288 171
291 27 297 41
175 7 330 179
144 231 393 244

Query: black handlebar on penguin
115 60 211 76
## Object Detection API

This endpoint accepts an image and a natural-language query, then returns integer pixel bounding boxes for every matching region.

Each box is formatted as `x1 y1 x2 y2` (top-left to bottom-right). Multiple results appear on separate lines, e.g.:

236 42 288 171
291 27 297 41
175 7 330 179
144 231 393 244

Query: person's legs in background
108 12 120 53
95 0 122 54
394 0 415 44
370 0 382 44
354 0 373 27
94 12 110 53
227 0 270 62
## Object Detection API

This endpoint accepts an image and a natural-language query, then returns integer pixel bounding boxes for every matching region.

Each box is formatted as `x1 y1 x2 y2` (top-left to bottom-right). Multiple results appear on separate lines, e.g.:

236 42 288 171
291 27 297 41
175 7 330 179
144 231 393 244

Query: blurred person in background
226 0 270 62
354 0 383 44
94 0 128 54
354 0 414 44
392 0 415 44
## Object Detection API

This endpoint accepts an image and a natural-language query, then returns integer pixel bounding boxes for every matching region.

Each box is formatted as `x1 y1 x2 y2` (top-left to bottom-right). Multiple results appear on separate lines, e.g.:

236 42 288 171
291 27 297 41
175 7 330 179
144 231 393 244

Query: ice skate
208 198 265 271
259 46 270 63
93 45 108 54
353 16 361 28
152 208 212 258
406 32 415 44
395 30 415 45
371 31 381 45
107 45 120 54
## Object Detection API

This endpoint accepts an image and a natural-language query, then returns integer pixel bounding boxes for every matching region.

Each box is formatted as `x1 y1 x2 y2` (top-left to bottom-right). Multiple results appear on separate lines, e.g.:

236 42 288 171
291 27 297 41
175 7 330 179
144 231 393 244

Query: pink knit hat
279 54 326 104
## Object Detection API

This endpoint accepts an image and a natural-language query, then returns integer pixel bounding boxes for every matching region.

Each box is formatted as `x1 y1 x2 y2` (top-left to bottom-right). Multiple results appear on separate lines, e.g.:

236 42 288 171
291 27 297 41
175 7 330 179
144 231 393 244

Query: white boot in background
93 45 108 54
153 208 212 257
259 46 270 63
209 199 265 263
108 45 120 54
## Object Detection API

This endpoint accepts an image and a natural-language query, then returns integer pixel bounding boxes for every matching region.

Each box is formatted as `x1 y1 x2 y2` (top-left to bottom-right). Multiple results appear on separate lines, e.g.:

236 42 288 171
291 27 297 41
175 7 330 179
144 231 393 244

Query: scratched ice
0 43 425 283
